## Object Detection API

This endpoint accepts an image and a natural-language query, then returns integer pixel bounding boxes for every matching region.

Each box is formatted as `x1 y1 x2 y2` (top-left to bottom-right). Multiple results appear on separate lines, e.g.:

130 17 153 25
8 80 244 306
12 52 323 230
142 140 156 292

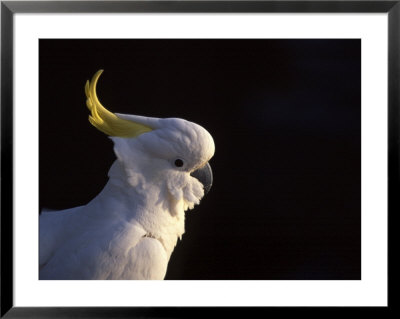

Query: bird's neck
89 160 186 257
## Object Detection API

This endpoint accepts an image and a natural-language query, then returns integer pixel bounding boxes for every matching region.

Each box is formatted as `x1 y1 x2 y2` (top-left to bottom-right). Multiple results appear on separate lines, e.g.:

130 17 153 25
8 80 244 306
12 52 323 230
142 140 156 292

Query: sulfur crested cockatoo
39 70 215 280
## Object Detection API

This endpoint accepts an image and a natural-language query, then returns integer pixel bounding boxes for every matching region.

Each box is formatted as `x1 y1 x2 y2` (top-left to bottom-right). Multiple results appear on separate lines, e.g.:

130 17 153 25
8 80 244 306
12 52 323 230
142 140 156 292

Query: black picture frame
1 0 396 317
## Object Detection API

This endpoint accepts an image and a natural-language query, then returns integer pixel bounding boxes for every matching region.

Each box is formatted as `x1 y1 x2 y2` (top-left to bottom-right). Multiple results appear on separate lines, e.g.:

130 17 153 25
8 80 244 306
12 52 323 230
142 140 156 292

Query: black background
39 39 361 280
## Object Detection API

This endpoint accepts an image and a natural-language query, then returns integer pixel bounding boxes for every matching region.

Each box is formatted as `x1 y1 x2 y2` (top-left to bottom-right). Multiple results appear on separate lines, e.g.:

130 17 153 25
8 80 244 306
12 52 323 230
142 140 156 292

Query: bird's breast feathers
40 216 169 280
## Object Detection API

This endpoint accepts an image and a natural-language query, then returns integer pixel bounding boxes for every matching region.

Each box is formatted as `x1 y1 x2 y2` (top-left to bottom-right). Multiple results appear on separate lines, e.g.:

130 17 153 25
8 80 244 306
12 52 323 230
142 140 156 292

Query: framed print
1 0 396 317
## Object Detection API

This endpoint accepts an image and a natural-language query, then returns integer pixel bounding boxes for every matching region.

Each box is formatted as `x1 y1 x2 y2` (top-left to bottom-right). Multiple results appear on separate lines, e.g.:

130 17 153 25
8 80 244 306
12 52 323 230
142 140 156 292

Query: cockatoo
39 70 215 280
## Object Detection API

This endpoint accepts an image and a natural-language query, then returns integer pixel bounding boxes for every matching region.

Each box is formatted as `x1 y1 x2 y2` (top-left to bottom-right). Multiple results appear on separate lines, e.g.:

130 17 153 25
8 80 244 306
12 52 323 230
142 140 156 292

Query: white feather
40 117 215 280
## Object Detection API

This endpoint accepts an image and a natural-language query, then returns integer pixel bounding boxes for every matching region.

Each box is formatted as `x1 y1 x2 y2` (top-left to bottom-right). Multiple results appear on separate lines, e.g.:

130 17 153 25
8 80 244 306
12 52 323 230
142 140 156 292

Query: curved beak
190 162 213 195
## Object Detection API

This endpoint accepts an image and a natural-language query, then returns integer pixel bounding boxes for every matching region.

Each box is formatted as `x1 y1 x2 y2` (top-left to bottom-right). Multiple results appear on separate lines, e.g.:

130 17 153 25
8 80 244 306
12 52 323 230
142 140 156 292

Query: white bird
39 70 215 280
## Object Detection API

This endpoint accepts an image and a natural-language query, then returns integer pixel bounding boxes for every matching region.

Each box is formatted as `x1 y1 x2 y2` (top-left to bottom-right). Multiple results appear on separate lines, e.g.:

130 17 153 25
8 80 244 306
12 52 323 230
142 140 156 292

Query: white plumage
39 70 215 280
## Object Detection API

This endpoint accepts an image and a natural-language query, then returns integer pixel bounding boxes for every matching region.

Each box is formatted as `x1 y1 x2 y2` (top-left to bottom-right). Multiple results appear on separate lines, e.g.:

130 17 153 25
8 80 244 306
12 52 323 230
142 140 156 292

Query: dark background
39 39 361 280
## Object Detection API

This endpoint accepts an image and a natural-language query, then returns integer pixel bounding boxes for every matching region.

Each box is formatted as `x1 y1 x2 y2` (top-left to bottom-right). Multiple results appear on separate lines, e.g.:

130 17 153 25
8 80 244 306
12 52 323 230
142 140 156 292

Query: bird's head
85 70 215 213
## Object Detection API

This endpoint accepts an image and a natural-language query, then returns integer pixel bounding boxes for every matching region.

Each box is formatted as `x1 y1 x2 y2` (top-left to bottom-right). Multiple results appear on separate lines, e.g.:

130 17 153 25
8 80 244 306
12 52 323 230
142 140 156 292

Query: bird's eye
174 159 184 168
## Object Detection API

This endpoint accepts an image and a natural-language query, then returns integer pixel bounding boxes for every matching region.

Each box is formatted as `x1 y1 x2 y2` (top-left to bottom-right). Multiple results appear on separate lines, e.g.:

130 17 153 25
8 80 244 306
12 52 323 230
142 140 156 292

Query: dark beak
191 162 213 195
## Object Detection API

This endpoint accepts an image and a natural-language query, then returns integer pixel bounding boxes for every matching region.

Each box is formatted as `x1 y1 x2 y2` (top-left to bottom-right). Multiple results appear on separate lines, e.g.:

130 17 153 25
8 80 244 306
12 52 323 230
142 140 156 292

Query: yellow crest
85 70 153 137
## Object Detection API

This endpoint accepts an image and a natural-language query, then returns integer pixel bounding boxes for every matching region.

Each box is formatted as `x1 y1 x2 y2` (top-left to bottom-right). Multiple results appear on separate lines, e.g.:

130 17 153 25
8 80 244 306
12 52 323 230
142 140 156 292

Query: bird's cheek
166 172 187 201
